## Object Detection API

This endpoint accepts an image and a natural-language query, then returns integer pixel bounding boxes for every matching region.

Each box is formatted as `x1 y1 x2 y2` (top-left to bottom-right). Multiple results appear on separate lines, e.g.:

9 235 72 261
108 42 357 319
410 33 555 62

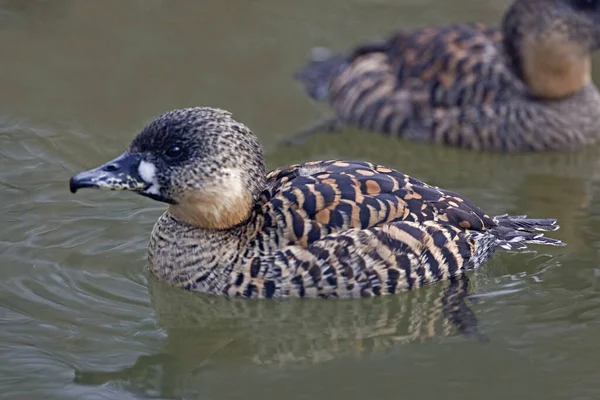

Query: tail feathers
293 47 349 101
495 231 565 250
294 40 391 101
491 214 566 250
493 214 560 232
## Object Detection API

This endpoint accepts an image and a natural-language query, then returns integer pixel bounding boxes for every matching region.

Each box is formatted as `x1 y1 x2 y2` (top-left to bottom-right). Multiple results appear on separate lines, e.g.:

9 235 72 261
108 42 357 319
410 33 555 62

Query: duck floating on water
293 0 600 152
70 107 565 298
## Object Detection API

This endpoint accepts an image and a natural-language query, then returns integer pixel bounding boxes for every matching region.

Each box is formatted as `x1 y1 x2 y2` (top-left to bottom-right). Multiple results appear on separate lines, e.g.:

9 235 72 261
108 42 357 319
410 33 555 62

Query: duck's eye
575 0 598 9
164 144 183 159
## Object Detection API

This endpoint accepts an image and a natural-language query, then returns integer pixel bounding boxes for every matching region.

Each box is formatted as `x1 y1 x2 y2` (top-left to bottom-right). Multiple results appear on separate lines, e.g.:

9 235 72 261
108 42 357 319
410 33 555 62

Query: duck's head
503 0 600 99
70 107 266 230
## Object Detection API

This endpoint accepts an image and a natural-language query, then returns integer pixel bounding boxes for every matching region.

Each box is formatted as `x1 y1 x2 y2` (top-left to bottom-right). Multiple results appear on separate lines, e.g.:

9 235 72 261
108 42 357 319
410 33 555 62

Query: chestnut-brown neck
168 190 254 230
521 34 591 99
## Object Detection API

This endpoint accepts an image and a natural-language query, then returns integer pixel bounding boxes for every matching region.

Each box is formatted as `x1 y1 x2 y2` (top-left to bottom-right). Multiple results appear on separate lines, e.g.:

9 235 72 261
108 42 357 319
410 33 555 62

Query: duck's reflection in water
74 273 485 398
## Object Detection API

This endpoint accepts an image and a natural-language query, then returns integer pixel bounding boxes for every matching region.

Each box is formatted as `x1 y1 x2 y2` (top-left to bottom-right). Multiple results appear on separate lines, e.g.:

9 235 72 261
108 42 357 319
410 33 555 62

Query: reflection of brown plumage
294 0 600 152
73 274 484 397
148 274 482 364
70 107 564 299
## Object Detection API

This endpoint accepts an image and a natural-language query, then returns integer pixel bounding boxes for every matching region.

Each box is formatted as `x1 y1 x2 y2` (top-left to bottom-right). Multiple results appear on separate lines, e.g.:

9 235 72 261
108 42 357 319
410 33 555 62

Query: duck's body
70 108 565 299
149 159 560 298
294 0 600 152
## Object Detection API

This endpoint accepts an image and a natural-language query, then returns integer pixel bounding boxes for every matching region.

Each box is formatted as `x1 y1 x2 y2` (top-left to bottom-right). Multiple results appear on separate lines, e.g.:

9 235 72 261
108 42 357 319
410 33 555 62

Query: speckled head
70 107 267 230
503 0 600 98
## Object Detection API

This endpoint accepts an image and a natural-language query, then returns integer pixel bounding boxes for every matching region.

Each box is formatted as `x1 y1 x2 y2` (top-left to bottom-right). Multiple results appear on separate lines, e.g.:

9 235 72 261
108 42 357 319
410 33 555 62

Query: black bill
69 152 146 194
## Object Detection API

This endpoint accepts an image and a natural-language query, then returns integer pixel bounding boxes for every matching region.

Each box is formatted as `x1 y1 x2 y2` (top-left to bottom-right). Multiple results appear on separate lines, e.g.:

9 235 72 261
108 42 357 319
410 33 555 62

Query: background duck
293 0 600 152
69 107 564 299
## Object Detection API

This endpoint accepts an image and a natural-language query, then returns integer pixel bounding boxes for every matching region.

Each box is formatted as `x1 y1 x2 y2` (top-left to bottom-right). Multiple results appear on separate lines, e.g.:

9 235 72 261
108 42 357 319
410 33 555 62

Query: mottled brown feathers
262 160 493 244
221 220 477 299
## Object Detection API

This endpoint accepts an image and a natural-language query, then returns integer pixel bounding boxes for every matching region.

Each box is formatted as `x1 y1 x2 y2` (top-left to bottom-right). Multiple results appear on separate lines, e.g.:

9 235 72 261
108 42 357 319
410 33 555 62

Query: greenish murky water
1 1 600 399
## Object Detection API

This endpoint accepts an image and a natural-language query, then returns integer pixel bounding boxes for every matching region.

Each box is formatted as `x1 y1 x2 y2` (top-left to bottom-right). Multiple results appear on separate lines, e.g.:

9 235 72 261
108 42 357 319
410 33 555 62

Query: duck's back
256 159 495 249
382 24 519 106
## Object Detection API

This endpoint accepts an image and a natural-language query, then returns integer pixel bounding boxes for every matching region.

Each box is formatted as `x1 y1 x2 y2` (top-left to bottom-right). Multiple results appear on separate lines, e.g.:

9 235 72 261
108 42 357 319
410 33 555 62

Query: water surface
1 1 600 399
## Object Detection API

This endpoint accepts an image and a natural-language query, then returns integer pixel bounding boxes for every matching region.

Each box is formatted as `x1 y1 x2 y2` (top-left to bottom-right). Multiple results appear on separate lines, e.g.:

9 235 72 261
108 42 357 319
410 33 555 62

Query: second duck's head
503 0 600 98
70 107 266 230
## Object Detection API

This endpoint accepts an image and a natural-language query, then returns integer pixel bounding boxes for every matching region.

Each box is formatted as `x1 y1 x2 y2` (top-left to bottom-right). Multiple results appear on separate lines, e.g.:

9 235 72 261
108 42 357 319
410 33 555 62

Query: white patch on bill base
138 160 161 195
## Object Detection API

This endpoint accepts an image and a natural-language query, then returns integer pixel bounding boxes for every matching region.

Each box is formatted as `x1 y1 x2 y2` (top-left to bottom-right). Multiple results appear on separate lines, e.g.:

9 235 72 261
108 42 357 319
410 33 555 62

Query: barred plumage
293 0 600 152
70 107 565 301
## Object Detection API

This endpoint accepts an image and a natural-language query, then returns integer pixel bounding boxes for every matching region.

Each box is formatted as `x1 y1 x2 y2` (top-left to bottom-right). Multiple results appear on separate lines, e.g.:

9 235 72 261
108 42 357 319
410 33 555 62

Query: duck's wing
331 24 516 118
384 23 507 102
229 219 482 299
234 174 563 300
296 23 510 105
293 24 526 147
233 198 562 300
259 160 495 247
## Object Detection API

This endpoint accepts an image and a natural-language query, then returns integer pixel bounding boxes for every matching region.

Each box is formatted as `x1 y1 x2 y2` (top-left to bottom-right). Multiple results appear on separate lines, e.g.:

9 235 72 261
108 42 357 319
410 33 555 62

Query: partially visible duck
70 107 564 298
293 0 600 152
